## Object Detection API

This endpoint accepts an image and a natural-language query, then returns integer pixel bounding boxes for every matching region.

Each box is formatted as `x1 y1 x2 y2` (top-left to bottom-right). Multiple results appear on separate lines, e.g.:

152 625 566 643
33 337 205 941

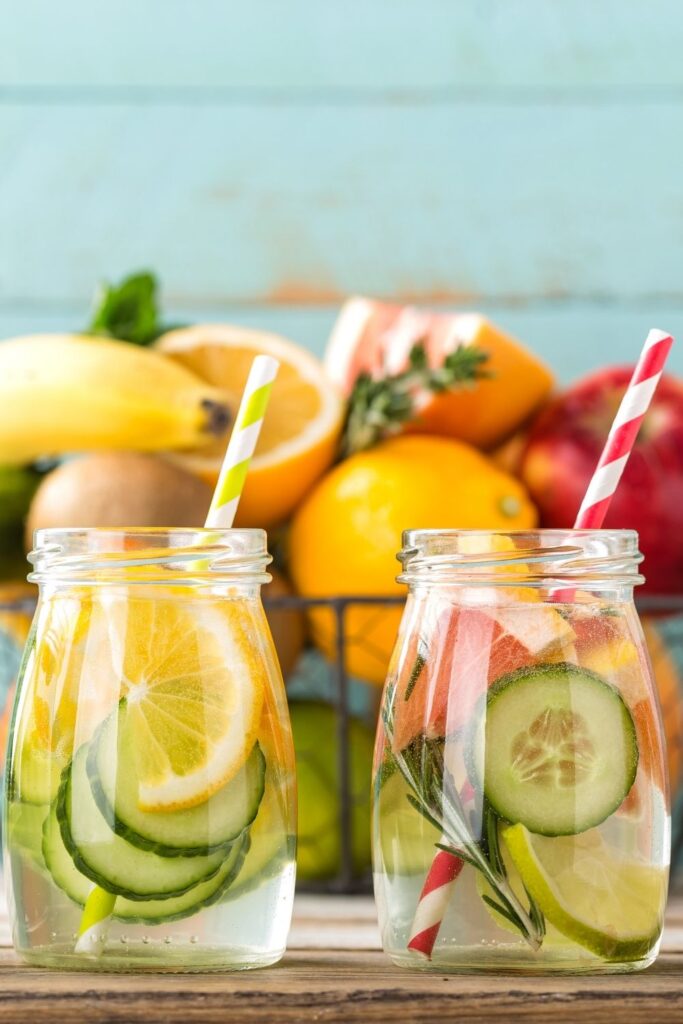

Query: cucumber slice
13 742 68 806
484 663 638 837
43 802 248 922
228 767 295 897
89 711 266 857
7 800 48 872
58 746 225 900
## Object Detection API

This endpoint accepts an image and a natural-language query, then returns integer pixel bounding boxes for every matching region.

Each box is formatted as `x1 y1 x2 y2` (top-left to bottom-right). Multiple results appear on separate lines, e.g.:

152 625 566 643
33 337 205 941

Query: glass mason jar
373 530 670 974
4 529 296 971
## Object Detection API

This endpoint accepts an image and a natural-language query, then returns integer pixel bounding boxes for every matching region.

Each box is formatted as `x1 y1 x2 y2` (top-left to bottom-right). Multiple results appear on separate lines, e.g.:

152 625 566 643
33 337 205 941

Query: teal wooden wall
2 1 683 380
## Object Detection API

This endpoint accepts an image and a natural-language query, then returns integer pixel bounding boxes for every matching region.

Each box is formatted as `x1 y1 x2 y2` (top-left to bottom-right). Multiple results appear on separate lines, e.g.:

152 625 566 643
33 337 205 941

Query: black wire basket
1 592 681 895
265 593 683 895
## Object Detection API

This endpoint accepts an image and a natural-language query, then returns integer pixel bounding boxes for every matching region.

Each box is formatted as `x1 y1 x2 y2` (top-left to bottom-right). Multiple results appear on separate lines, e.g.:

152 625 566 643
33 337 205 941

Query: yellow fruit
156 325 344 528
289 435 537 685
114 597 266 811
0 334 231 465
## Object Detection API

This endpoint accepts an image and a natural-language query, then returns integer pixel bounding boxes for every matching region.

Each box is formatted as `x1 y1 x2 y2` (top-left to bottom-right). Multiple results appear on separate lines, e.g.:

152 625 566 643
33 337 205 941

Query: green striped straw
205 354 279 528
76 354 280 956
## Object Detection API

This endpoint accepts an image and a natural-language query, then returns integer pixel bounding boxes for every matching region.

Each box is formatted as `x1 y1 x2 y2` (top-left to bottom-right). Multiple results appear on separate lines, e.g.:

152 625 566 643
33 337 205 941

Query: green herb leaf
340 340 490 457
404 648 427 701
481 894 520 927
379 690 545 951
87 271 163 346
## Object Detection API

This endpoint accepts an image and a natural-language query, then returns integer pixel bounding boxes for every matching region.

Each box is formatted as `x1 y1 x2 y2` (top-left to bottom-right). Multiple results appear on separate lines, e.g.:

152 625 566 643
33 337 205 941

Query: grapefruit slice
325 298 553 448
393 603 574 751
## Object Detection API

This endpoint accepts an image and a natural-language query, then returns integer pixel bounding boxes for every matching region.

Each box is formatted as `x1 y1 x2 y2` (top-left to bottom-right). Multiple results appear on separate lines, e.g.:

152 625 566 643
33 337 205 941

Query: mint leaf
87 271 162 346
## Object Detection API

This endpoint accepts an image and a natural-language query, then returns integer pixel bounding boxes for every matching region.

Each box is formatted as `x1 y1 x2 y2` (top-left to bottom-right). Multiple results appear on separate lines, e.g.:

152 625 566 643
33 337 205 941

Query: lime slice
501 823 666 960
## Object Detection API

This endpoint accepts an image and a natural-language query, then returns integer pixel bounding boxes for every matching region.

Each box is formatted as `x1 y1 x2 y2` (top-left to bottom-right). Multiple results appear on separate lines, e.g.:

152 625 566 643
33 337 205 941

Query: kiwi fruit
25 453 213 545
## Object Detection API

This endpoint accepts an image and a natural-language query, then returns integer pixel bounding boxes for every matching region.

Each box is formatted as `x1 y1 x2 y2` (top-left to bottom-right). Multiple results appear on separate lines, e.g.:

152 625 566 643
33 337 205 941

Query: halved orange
156 325 344 528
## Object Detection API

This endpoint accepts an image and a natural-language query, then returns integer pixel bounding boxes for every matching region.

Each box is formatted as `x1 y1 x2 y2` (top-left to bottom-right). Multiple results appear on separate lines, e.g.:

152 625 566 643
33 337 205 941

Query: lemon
289 435 537 685
501 823 666 960
156 325 344 528
114 597 266 812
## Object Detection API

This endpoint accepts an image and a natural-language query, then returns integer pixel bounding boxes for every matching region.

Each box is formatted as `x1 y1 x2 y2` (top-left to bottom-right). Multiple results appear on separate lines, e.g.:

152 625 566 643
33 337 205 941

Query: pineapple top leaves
340 341 490 457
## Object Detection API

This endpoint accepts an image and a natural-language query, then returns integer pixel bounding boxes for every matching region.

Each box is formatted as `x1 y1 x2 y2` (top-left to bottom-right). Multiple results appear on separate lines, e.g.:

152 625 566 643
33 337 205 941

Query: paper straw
74 887 117 954
407 328 674 959
76 354 280 956
574 329 674 528
206 355 280 528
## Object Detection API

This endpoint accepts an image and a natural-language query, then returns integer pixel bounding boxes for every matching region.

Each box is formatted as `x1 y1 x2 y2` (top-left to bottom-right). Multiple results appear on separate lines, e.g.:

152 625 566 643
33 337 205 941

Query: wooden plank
3 2 683 92
1 102 682 308
0 948 680 1023
0 900 680 1021
2 302 683 383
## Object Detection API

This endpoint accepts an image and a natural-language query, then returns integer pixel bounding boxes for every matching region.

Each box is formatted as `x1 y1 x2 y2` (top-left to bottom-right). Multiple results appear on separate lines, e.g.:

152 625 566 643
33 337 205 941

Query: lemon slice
156 325 344 528
501 823 666 960
114 598 265 812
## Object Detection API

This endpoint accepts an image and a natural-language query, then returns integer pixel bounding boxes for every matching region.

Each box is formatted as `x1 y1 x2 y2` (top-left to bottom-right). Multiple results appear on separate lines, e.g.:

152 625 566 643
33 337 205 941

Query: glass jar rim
28 527 271 586
398 528 644 588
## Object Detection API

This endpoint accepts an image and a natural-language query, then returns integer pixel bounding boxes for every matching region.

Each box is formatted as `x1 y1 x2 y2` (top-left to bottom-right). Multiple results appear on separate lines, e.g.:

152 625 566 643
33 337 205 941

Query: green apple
291 700 374 881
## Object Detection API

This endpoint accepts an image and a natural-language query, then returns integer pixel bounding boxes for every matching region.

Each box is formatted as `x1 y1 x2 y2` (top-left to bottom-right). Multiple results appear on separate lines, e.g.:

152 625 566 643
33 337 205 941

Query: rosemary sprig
381 689 544 950
404 640 428 702
340 341 489 457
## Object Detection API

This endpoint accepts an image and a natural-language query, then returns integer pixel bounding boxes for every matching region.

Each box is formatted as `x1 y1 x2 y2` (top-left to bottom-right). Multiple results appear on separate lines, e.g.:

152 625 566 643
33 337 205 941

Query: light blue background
2 1 683 380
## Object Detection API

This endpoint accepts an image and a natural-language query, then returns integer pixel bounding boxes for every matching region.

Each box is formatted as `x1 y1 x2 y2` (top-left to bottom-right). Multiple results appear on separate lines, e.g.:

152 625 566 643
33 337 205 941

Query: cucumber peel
484 663 638 836
43 800 249 923
57 746 226 900
88 711 266 857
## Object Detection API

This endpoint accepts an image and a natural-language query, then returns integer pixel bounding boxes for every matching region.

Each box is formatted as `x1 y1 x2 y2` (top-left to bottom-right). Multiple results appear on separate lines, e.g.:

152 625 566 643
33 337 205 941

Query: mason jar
373 530 669 973
4 528 296 971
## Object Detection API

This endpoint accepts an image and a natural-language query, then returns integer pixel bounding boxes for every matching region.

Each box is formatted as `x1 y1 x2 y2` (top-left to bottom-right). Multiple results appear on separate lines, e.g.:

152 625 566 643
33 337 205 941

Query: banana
0 334 232 465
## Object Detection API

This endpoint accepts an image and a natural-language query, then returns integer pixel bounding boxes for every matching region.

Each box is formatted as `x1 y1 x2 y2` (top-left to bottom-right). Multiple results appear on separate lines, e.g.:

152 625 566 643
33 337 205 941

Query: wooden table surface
0 896 681 1023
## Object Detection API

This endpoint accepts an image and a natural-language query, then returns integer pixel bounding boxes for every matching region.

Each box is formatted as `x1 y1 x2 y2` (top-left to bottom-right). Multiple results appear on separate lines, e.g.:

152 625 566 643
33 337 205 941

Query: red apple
521 367 683 594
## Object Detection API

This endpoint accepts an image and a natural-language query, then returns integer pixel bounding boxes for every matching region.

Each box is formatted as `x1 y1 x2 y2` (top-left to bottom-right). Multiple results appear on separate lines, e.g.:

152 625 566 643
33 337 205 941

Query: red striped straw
406 327 674 959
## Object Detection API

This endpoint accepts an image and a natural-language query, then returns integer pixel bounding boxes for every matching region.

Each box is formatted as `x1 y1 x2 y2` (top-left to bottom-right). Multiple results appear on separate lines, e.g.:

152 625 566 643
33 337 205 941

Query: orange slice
156 325 344 528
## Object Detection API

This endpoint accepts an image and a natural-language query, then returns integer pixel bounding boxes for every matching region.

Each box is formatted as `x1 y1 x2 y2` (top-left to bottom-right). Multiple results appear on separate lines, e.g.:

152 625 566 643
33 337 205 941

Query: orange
156 325 344 528
288 434 537 685
325 299 554 449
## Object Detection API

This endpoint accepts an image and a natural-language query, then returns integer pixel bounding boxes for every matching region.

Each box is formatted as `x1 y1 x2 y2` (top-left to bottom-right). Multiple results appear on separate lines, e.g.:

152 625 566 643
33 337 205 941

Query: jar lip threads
397 529 644 590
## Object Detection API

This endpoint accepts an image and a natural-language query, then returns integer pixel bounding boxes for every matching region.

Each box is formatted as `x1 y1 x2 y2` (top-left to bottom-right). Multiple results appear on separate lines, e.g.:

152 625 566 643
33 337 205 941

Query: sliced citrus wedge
114 598 265 812
156 325 344 527
15 592 118 804
501 823 666 960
